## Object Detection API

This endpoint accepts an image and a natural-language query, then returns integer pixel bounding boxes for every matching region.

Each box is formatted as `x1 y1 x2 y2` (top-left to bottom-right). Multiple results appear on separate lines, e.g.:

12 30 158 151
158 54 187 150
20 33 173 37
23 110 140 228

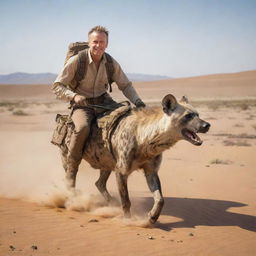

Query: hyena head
162 94 210 146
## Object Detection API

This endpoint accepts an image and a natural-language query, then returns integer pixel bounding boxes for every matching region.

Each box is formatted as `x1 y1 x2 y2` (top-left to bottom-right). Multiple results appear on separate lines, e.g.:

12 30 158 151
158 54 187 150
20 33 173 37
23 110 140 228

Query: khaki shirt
52 50 140 104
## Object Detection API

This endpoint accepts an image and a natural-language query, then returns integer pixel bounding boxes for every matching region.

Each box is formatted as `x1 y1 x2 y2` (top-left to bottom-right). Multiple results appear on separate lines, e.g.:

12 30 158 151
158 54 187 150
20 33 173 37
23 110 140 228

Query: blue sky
0 0 255 77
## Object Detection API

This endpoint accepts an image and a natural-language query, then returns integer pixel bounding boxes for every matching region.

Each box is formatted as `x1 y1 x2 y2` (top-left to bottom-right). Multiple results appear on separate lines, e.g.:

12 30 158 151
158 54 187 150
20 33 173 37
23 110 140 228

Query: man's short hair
88 25 109 39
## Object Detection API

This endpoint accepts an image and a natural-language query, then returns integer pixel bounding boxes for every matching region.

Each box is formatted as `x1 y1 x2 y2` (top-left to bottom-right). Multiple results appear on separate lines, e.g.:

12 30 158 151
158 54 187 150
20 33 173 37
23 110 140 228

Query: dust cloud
0 131 65 201
45 187 122 218
0 131 150 225
0 131 121 217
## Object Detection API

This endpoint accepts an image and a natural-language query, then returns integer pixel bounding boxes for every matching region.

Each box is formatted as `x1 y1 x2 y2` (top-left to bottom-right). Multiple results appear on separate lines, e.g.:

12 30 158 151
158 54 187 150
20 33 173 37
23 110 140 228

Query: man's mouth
181 128 202 146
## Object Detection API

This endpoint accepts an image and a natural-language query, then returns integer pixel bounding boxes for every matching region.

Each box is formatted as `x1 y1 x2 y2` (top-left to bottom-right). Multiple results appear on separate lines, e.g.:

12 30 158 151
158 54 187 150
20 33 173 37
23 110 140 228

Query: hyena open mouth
181 128 202 146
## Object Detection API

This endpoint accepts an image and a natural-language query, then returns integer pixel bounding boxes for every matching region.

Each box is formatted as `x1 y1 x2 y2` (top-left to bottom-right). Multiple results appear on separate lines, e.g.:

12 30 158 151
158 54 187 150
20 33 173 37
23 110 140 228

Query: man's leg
66 108 95 188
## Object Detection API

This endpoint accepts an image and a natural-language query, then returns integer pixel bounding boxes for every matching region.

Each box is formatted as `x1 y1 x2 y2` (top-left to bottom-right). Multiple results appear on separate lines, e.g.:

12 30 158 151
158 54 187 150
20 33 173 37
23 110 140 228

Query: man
52 25 145 187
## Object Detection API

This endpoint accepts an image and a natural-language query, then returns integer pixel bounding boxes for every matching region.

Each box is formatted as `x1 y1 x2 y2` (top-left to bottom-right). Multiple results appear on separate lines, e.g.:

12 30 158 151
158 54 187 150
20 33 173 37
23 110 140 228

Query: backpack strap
74 49 114 92
74 48 88 90
105 53 114 93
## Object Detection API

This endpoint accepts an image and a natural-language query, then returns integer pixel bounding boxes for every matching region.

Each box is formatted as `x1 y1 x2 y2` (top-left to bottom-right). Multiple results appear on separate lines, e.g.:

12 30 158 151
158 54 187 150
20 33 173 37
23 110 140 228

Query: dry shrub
214 133 256 140
205 116 217 120
223 140 251 147
210 159 233 165
245 115 254 120
0 102 12 107
240 103 249 111
233 123 244 128
207 101 220 111
213 133 232 137
12 109 29 116
229 133 256 139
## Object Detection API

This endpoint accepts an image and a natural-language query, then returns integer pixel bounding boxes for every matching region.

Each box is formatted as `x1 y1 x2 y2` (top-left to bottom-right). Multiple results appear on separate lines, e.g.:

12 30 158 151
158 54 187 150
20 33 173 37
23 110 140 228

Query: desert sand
0 70 256 256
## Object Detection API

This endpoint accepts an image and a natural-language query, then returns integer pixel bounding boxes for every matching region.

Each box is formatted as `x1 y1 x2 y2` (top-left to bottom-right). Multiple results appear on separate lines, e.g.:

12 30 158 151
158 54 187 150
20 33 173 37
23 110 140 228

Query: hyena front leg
145 172 164 224
115 172 131 218
143 155 164 224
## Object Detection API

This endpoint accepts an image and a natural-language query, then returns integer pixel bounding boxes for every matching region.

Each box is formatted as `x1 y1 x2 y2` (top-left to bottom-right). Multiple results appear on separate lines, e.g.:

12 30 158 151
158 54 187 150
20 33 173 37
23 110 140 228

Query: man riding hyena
52 25 146 187
52 26 210 224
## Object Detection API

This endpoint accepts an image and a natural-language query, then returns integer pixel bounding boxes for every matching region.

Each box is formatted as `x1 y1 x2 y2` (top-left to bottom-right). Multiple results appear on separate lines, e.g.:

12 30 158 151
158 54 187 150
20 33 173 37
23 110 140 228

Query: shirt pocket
99 75 109 88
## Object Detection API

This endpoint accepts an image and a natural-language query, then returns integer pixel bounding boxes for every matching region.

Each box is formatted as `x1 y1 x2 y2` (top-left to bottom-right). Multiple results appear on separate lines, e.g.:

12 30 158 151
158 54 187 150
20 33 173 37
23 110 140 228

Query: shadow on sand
133 197 256 232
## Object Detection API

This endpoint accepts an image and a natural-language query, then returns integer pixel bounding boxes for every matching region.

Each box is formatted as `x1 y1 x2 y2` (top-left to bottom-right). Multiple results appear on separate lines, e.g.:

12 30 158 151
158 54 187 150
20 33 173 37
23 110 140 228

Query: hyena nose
204 122 210 132
199 121 210 133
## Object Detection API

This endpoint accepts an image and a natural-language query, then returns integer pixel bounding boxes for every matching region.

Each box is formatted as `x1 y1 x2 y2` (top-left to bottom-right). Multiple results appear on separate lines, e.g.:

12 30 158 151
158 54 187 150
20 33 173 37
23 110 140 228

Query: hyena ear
162 94 177 114
180 96 189 104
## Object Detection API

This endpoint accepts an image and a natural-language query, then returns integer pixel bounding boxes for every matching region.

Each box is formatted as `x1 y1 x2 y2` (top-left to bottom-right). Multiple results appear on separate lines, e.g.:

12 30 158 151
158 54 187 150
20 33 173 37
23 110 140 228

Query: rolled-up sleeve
52 56 78 101
52 82 77 101
112 58 141 104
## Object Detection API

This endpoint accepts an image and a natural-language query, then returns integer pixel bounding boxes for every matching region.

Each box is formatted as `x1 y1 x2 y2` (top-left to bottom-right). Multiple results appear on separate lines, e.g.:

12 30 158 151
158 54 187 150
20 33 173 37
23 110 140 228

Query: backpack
64 41 114 92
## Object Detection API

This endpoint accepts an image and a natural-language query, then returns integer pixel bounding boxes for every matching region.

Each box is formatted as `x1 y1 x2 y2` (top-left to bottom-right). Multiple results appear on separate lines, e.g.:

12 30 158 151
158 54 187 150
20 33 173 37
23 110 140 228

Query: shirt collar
88 50 107 64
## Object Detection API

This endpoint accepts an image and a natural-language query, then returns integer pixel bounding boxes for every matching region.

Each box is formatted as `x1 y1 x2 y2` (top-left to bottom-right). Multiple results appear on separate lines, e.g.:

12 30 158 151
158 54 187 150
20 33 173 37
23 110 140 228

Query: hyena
61 94 210 224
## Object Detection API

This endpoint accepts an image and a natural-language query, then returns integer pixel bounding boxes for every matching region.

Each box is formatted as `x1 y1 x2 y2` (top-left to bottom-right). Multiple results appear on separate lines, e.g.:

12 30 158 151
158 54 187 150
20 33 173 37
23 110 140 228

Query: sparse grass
0 100 62 116
213 133 256 139
207 102 220 111
229 133 256 139
191 99 256 110
12 109 30 116
233 123 244 128
210 158 233 165
240 103 249 111
0 101 28 108
245 114 255 120
223 140 251 147
0 100 57 109
205 116 217 120
8 107 14 112
0 102 13 107
213 133 232 137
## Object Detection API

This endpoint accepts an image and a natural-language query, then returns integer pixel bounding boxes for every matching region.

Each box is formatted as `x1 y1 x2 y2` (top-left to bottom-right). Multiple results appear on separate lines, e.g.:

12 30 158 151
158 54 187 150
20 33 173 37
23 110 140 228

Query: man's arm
111 58 146 107
52 82 77 102
52 56 78 102
123 86 146 108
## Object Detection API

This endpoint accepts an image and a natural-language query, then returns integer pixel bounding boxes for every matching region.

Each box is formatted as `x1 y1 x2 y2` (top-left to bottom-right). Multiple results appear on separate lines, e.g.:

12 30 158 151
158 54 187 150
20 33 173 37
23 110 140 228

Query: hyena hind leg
95 170 113 203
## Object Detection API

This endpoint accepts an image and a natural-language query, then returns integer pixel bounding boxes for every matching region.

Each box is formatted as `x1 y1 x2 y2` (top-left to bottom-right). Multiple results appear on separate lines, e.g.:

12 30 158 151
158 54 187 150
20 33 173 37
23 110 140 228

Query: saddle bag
51 114 73 146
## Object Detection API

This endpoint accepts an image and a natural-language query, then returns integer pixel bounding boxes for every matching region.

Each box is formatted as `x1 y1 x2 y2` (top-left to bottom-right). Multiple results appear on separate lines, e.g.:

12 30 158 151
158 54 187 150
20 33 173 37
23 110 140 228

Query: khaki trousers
67 93 117 165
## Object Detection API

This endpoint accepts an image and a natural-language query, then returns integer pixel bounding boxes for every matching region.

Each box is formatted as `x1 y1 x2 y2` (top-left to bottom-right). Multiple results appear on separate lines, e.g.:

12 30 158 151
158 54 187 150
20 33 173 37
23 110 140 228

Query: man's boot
66 155 81 189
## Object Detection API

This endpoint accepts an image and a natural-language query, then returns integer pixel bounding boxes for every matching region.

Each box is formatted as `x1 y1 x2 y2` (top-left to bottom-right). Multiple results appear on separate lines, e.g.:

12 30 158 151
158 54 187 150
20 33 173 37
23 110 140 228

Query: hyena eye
185 113 195 120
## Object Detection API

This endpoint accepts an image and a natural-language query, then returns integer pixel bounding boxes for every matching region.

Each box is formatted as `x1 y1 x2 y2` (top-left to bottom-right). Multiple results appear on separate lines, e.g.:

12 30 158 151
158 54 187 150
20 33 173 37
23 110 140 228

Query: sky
0 0 256 78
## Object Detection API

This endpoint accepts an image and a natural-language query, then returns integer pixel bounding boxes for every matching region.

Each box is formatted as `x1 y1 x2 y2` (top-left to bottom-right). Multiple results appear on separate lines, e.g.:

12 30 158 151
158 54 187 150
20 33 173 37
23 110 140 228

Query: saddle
51 101 132 151
97 101 131 151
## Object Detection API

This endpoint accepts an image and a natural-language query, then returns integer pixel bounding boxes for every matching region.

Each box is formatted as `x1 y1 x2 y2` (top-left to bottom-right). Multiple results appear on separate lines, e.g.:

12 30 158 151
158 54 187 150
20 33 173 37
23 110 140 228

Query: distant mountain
127 73 170 82
0 72 171 84
0 72 57 84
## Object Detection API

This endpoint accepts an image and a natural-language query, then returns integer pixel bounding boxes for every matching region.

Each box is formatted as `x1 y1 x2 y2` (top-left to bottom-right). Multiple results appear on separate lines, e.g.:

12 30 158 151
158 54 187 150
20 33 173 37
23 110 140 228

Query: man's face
88 31 108 59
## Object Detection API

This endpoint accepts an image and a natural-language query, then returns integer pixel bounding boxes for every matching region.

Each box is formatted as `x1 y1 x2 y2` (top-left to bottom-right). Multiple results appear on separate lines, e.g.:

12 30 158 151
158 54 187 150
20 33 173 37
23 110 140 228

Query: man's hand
73 94 87 106
135 99 146 108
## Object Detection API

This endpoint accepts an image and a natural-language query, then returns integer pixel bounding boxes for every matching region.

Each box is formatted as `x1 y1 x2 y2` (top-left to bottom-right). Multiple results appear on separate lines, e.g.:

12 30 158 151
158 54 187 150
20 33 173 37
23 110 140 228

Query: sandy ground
0 71 256 255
